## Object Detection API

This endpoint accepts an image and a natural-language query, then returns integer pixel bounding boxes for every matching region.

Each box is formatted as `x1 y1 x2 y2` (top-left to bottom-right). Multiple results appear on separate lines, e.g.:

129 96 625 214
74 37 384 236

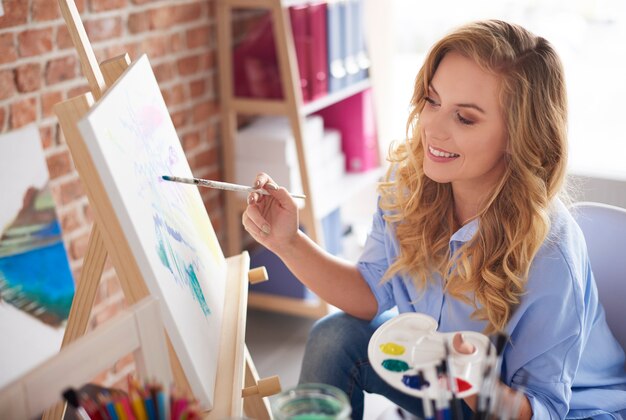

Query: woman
242 20 626 418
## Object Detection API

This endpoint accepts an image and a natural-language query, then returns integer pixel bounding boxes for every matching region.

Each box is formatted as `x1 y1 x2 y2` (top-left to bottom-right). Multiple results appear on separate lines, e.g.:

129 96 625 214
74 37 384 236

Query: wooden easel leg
243 346 272 420
42 224 108 420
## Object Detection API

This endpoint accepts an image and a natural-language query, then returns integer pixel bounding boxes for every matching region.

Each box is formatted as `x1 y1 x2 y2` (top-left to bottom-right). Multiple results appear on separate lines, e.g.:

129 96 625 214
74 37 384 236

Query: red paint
455 377 472 392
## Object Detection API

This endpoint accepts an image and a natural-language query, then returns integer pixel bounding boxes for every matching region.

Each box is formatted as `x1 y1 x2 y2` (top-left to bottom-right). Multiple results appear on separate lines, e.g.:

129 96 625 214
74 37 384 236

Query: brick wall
0 0 222 387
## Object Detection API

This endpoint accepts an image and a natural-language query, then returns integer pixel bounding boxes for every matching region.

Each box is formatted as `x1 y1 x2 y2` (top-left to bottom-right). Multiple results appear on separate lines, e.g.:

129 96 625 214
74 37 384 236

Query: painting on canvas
0 125 75 387
77 55 227 409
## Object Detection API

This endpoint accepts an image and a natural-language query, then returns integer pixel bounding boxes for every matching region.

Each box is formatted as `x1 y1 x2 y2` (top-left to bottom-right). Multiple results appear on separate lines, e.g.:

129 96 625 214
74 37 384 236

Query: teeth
429 145 459 158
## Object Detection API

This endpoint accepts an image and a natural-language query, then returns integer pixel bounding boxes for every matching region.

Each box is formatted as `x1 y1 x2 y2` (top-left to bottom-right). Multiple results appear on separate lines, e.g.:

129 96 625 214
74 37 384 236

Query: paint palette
368 313 492 399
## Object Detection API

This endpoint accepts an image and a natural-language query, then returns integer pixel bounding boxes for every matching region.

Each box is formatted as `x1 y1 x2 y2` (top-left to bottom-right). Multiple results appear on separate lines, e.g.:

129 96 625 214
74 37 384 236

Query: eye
424 96 439 107
456 112 474 126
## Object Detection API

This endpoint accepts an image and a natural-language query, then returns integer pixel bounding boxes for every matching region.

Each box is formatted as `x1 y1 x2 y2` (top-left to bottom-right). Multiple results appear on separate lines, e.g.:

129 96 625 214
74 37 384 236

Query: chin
423 167 452 184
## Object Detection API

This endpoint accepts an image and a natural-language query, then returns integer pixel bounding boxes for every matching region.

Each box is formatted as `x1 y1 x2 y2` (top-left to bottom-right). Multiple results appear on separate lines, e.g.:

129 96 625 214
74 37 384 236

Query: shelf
314 166 385 219
230 79 372 117
301 79 372 116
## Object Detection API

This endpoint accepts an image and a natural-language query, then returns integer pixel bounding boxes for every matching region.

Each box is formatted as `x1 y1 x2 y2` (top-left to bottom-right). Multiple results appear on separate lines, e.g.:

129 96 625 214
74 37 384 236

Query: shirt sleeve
503 244 587 419
356 204 396 318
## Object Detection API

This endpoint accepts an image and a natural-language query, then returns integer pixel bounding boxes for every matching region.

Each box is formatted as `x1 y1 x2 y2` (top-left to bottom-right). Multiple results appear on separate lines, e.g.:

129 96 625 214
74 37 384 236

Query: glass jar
270 383 352 420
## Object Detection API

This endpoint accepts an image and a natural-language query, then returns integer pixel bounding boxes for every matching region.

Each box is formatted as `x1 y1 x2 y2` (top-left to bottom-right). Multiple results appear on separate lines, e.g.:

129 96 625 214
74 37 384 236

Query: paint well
379 342 405 356
401 374 429 390
381 359 409 372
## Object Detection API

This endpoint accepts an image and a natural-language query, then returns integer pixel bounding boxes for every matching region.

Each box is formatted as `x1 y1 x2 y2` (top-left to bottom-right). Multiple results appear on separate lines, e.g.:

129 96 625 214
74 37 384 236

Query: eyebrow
429 85 487 114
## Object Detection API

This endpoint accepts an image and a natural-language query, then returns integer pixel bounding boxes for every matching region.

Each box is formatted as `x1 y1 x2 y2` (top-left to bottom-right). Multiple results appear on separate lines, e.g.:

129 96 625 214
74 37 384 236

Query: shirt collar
450 218 479 244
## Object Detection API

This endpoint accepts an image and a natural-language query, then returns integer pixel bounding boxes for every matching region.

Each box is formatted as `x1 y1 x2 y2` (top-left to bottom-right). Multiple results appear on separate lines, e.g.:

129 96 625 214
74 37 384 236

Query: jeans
298 311 474 420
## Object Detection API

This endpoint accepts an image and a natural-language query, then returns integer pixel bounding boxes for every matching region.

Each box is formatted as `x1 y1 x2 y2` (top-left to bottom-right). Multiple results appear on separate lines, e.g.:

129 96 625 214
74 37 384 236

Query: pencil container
270 383 351 419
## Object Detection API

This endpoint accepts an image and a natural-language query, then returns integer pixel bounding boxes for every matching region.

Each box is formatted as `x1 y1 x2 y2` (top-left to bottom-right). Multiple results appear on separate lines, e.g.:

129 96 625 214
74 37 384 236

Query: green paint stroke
381 359 409 372
380 342 405 356
186 263 210 316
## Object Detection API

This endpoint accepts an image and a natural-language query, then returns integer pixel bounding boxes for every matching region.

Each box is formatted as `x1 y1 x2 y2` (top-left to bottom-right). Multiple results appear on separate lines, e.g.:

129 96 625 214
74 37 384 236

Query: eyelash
423 96 475 126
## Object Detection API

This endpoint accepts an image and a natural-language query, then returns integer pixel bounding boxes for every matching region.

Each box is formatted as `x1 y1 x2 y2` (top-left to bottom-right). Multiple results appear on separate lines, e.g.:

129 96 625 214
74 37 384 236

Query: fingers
247 172 285 205
242 205 271 236
452 332 476 355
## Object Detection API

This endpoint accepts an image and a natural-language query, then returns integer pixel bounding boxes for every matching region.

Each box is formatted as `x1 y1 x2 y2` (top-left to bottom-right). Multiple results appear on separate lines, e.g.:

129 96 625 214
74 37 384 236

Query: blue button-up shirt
357 199 626 418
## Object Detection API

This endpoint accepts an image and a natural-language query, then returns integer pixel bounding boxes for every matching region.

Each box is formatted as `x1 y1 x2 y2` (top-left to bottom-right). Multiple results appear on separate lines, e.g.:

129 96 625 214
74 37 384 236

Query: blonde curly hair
379 20 568 334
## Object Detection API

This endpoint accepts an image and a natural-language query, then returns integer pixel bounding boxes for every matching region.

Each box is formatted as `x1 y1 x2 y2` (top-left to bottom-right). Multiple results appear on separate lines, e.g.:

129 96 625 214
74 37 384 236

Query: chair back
571 201 626 352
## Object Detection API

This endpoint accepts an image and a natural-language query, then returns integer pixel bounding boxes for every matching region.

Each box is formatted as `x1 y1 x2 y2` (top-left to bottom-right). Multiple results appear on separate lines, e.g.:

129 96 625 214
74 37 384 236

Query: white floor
244 183 398 418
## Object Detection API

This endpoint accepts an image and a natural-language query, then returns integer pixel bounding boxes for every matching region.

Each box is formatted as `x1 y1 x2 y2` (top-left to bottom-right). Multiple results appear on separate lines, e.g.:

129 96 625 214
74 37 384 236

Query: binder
308 1 329 100
343 0 360 86
353 0 370 81
326 0 347 92
289 4 311 102
316 88 378 173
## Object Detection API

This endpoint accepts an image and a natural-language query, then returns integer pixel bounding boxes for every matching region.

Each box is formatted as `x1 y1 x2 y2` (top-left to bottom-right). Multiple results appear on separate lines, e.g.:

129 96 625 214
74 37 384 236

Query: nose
422 109 450 142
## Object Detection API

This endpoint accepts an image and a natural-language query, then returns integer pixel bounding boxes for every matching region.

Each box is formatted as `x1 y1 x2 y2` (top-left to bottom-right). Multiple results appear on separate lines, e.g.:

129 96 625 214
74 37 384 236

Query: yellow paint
380 342 405 355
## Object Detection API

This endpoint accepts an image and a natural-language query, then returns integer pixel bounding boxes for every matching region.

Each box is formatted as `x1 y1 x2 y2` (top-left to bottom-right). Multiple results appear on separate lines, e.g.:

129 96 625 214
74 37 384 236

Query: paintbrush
162 175 306 199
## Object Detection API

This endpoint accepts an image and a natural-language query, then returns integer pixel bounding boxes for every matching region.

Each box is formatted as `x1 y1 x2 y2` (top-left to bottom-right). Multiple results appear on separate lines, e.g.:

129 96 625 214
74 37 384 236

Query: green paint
291 415 336 420
380 342 405 355
381 359 409 372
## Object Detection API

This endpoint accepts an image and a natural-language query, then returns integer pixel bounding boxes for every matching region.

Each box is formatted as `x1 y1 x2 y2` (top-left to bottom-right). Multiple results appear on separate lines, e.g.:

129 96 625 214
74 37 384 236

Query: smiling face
420 52 508 201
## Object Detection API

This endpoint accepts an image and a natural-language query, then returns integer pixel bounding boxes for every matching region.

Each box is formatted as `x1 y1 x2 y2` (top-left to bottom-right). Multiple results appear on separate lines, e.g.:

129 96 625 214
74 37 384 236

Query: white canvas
77 55 226 409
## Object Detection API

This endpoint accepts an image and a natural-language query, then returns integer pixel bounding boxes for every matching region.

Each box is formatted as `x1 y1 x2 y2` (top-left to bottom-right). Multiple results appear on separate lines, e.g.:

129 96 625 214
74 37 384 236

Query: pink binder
308 2 328 100
316 88 378 173
289 4 311 102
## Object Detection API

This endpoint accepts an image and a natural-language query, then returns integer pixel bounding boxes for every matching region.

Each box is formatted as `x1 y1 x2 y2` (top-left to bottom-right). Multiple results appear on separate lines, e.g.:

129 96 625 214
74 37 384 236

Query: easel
43 1 279 418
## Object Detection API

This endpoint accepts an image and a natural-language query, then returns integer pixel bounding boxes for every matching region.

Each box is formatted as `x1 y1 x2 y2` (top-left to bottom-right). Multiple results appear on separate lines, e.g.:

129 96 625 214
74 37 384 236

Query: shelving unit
216 0 382 318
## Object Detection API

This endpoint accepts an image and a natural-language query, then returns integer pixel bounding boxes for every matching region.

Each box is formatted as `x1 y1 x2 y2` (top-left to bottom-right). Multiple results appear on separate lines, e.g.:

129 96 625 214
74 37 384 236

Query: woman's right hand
242 172 299 256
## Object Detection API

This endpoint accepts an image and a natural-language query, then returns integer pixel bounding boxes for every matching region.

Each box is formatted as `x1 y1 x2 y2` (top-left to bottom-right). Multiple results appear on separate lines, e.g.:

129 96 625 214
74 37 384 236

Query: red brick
177 54 200 76
186 25 210 49
10 97 37 129
127 11 150 34
139 35 168 58
0 70 16 100
131 0 153 4
47 150 74 179
59 207 82 233
129 3 202 32
182 131 200 150
70 232 91 260
205 121 217 143
83 203 94 224
59 178 85 205
85 16 123 42
152 62 174 83
39 125 55 149
0 107 6 131
0 0 28 29
199 50 215 70
162 84 186 107
170 33 184 53
0 33 17 65
170 109 187 129
90 0 128 12
18 28 53 57
189 79 206 98
16 63 42 93
33 0 61 21
56 26 74 50
41 91 64 118
67 84 90 98
190 148 218 169
193 100 218 123
45 56 77 85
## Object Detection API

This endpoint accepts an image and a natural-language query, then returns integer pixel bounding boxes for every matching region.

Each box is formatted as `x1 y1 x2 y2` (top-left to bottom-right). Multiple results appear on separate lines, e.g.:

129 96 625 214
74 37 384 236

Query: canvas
0 125 75 387
77 55 227 409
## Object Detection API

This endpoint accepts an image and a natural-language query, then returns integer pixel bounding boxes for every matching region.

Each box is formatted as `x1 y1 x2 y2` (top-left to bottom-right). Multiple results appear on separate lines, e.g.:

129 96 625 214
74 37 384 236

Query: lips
428 145 459 158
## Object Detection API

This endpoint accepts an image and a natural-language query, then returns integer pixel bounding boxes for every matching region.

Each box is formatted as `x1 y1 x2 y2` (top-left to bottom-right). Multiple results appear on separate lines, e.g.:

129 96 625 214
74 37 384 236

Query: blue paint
402 373 429 390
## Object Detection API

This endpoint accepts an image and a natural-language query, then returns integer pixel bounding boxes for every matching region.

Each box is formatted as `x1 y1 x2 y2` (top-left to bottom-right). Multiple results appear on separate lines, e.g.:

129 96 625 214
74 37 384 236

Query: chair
0 296 173 419
571 201 626 352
